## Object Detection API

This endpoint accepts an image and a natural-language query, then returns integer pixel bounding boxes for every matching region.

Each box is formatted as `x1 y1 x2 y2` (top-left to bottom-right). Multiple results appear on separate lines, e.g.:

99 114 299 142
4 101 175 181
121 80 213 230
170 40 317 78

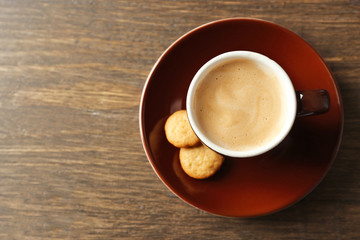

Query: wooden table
0 1 358 239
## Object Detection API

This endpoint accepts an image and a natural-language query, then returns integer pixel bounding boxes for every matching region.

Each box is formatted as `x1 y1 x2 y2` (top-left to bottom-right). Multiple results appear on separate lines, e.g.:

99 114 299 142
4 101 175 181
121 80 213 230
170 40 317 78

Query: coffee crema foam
194 59 286 151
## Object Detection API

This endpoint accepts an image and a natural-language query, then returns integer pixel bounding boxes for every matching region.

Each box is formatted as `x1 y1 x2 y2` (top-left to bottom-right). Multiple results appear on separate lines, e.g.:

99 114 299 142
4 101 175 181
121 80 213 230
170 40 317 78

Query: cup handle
296 89 330 117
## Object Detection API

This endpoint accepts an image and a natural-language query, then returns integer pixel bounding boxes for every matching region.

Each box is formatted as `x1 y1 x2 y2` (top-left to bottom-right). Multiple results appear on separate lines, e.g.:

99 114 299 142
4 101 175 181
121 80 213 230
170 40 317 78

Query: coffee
193 59 287 151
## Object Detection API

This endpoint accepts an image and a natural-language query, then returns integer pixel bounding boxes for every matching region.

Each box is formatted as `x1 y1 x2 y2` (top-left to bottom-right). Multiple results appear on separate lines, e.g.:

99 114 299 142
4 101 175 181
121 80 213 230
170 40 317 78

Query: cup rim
186 50 297 158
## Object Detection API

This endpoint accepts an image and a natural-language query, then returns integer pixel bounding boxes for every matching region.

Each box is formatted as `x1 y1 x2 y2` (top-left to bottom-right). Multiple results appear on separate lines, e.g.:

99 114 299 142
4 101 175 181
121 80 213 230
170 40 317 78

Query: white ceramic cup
186 51 298 158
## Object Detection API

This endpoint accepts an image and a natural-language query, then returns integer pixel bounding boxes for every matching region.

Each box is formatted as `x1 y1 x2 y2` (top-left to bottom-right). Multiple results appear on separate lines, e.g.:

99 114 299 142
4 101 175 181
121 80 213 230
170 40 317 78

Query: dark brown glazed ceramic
139 18 343 217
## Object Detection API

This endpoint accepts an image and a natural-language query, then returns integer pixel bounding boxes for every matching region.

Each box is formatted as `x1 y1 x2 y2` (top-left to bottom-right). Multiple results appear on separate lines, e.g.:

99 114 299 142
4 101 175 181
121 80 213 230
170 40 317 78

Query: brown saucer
139 18 343 217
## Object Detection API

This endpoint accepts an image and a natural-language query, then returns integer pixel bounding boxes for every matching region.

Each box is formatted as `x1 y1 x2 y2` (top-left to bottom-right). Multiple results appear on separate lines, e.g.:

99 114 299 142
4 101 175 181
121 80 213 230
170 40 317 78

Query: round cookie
164 110 200 148
179 144 224 179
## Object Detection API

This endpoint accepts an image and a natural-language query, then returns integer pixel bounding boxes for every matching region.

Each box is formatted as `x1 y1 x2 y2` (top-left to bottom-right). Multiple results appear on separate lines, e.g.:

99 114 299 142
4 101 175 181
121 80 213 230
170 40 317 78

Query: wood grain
0 0 359 239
